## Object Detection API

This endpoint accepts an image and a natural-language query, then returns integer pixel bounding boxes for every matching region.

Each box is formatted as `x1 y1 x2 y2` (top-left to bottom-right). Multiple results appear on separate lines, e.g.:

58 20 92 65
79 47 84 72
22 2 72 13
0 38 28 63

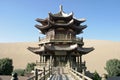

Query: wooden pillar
76 56 78 62
79 55 82 73
43 56 45 63
69 54 72 68
78 56 79 67
40 55 42 63
43 56 44 62
50 56 52 63
75 56 78 71
77 56 79 72
41 55 43 63
70 33 71 39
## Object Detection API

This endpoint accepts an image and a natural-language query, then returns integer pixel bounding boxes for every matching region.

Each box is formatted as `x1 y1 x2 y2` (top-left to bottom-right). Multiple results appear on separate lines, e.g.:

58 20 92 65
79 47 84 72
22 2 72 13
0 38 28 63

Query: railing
68 67 93 80
39 37 83 44
27 67 51 80
36 62 49 67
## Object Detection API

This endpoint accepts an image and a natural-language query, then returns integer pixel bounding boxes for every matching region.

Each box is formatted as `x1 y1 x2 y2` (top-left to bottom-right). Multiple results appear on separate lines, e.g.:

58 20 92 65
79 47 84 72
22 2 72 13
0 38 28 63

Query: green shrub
13 69 25 76
0 58 13 75
92 71 101 80
25 62 36 73
105 59 120 77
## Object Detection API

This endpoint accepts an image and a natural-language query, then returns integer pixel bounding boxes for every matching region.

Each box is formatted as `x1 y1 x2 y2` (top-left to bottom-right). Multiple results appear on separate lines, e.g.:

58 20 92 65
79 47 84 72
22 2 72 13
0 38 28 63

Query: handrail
27 72 42 80
27 67 51 80
69 68 92 80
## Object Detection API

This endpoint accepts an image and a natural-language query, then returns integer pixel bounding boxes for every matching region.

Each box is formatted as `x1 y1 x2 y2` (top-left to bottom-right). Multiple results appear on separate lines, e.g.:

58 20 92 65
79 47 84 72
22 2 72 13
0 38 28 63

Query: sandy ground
0 40 120 75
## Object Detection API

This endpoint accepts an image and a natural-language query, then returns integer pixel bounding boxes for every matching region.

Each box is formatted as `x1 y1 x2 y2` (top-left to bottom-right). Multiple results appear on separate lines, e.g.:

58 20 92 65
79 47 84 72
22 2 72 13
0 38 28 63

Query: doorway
54 56 67 67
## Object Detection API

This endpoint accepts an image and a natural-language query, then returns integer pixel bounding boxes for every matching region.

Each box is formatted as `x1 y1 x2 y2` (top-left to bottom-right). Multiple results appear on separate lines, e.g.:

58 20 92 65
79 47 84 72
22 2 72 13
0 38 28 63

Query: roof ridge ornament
59 5 63 12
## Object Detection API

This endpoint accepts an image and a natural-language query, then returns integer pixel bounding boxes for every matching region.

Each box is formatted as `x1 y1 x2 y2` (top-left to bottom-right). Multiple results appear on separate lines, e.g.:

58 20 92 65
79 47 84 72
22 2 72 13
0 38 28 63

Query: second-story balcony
39 36 84 45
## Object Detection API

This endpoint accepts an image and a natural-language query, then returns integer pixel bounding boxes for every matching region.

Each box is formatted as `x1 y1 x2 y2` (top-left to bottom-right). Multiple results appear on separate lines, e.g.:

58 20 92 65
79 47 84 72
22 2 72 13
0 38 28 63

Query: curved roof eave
73 18 86 25
36 18 48 25
27 46 45 54
45 44 78 51
35 24 50 30
49 19 74 27
49 12 73 20
77 47 94 55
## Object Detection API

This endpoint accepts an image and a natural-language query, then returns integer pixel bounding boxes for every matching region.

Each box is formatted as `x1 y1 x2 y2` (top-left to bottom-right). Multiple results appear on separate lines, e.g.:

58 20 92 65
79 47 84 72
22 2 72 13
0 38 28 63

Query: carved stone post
11 73 18 80
101 74 107 80
35 69 38 80
43 67 45 80
49 65 51 77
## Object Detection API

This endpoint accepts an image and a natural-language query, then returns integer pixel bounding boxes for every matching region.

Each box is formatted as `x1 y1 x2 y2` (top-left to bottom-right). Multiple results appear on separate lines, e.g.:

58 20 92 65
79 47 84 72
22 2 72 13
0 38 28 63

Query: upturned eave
73 18 86 26
77 47 94 55
36 18 48 26
49 12 73 20
49 19 74 27
27 46 45 54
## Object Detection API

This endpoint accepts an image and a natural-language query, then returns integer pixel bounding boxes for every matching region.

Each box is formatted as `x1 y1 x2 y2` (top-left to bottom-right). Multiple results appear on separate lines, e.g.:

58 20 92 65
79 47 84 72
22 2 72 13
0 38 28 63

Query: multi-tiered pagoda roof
28 5 94 55
35 6 86 34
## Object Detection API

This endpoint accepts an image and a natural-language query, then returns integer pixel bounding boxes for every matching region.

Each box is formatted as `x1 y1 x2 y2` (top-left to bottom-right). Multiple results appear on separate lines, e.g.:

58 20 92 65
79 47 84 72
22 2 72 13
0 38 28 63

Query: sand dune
0 40 120 75
83 40 120 75
0 42 39 69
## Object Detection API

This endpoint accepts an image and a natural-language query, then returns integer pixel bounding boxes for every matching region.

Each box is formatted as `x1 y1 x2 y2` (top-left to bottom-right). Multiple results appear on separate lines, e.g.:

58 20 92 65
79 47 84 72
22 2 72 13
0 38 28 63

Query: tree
105 59 120 77
0 58 13 75
25 62 36 73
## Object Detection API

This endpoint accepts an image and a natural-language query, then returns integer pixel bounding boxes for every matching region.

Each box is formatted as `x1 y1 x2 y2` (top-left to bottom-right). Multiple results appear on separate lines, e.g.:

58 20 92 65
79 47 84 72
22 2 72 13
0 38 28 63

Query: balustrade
27 66 51 80
39 37 83 44
68 67 93 80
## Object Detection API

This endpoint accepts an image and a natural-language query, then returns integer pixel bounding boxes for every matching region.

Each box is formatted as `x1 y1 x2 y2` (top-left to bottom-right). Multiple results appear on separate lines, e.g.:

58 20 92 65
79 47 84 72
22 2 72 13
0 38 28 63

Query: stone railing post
35 69 38 80
11 73 18 80
43 67 45 80
49 65 51 77
101 74 107 80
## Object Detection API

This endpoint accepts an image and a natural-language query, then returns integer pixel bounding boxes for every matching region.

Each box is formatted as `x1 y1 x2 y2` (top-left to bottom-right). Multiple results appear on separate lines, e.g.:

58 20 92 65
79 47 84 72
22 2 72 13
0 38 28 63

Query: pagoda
28 5 94 73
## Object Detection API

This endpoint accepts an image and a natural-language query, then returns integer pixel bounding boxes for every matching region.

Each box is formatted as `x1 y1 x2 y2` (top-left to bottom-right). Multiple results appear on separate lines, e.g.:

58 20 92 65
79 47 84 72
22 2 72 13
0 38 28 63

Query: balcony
39 37 84 44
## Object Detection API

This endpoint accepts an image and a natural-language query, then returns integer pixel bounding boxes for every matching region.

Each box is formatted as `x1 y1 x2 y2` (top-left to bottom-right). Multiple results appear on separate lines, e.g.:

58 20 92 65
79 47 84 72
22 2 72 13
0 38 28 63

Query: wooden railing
68 68 93 80
39 37 83 44
27 67 51 80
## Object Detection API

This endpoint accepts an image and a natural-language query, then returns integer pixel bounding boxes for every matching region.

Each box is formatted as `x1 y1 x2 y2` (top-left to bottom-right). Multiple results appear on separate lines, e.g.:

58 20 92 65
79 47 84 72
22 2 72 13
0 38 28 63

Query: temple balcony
38 37 84 44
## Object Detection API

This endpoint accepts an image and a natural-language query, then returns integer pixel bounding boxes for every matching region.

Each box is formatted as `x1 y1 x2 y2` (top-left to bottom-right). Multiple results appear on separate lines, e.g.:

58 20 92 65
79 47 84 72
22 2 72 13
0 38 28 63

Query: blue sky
0 0 120 42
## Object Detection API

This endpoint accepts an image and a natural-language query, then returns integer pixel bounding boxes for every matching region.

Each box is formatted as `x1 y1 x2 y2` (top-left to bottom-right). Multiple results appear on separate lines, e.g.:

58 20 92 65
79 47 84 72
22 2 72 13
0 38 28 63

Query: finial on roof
59 5 63 12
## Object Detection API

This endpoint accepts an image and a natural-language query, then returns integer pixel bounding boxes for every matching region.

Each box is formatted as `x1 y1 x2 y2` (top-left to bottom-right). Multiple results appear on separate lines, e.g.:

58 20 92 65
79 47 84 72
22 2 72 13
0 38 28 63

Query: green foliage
92 71 101 80
13 69 25 76
105 59 120 77
0 58 13 75
25 62 36 73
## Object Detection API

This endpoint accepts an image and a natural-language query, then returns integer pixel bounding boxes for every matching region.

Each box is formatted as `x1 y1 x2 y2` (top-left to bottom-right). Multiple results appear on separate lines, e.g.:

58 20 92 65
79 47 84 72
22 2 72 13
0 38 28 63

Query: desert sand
0 40 120 75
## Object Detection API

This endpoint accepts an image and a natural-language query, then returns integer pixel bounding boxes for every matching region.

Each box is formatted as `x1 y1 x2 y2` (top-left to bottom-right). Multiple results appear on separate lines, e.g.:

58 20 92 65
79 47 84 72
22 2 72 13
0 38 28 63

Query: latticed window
55 33 65 40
